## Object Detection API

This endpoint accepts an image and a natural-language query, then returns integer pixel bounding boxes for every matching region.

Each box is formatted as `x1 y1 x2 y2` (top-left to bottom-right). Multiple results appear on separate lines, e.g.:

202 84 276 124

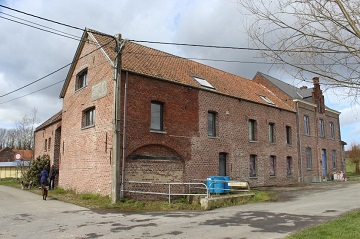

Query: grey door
322 149 327 177
219 153 227 176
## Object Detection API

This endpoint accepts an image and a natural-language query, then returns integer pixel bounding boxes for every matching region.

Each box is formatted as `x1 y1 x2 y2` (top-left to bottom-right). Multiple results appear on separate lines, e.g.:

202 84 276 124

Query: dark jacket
40 170 48 184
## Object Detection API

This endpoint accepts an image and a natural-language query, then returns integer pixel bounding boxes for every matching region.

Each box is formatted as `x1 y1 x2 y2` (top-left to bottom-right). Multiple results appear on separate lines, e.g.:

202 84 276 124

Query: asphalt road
1 182 360 239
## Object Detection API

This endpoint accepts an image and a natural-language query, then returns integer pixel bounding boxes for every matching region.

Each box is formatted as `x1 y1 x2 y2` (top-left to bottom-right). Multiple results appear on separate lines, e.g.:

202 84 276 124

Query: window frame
76 68 88 90
319 119 325 137
286 126 292 144
44 139 47 151
330 122 335 139
150 101 164 131
332 150 337 169
287 156 292 175
249 119 257 141
269 155 276 176
48 137 51 150
82 107 95 128
208 111 217 137
269 123 275 143
304 115 310 135
249 154 257 177
306 147 312 169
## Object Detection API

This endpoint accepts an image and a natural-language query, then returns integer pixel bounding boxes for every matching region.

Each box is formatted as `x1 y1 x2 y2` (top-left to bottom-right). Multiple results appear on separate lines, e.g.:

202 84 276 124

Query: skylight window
259 95 275 105
193 76 215 90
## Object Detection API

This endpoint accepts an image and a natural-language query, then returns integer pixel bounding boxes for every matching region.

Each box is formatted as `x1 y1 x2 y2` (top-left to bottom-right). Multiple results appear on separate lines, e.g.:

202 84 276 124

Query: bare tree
0 108 39 150
237 0 360 95
348 143 360 174
0 128 7 149
6 129 16 149
15 108 39 150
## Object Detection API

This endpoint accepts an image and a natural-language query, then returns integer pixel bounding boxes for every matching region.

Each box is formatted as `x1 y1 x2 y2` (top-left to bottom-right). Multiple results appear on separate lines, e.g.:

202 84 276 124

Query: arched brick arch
124 144 185 198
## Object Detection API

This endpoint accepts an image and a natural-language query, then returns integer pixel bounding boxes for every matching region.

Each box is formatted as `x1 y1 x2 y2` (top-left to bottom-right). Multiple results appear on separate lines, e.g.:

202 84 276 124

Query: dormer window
259 95 275 105
193 76 215 90
76 69 88 90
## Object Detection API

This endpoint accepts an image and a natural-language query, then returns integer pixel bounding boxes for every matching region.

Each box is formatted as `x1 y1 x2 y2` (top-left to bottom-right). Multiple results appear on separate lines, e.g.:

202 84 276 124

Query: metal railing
122 181 209 203
122 179 251 203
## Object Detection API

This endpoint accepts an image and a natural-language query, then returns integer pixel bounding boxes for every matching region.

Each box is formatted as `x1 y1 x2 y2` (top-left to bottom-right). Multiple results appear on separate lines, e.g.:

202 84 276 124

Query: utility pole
111 34 126 203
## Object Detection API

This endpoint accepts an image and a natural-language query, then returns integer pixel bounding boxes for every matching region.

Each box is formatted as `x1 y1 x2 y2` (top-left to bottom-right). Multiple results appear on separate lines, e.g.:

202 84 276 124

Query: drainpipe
337 117 345 172
120 71 129 198
295 101 304 182
112 34 127 203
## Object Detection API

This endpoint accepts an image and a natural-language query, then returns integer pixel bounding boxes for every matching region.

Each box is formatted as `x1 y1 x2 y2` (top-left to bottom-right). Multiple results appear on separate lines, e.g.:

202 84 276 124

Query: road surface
1 182 359 239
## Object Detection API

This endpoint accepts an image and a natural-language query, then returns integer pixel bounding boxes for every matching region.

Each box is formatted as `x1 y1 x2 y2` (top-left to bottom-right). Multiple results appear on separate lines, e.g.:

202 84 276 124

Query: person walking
49 165 57 190
40 168 48 187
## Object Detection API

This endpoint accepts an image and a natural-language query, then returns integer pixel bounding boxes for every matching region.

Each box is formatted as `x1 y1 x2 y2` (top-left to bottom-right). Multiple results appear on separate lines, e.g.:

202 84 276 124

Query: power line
0 11 82 40
1 3 356 55
0 4 119 40
0 4 83 31
0 15 81 41
0 37 115 98
130 39 352 54
0 80 64 105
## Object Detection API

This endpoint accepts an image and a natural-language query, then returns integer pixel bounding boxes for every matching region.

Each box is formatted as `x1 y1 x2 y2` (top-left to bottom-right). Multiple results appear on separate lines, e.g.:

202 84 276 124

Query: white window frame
83 108 95 128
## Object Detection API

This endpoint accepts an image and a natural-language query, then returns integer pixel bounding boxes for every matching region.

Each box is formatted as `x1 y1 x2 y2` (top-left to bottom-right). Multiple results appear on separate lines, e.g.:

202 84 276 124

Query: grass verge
286 209 360 239
0 178 272 211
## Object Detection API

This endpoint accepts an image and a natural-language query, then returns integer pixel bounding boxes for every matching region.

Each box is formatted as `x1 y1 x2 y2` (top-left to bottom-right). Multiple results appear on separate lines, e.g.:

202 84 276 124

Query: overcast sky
0 0 358 148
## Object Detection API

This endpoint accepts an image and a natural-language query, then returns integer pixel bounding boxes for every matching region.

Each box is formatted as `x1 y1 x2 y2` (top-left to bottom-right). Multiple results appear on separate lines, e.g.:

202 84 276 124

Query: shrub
23 154 50 186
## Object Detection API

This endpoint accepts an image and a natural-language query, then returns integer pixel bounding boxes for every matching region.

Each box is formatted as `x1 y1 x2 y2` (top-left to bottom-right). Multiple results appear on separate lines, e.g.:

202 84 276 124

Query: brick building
253 72 345 182
34 29 343 198
0 147 32 162
33 111 61 187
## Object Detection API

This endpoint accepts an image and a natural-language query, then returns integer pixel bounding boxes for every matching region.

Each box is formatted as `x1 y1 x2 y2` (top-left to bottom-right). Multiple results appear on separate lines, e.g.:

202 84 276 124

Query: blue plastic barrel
206 176 215 193
207 176 225 194
223 176 231 193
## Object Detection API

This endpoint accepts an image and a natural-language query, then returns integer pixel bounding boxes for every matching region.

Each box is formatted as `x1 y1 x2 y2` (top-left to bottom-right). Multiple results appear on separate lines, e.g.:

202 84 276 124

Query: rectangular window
286 126 292 144
44 139 47 151
269 123 275 143
306 147 312 169
319 119 325 137
83 108 95 128
249 119 257 141
208 112 216 137
76 69 88 90
151 102 163 131
249 155 257 177
48 138 51 150
304 115 310 135
269 156 276 176
287 156 292 175
332 150 337 169
330 122 335 139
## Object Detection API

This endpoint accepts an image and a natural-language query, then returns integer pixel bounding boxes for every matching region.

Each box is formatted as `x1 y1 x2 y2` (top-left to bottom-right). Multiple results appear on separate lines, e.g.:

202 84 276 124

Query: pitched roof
35 110 62 132
256 72 313 100
0 147 11 154
12 149 33 161
60 29 294 112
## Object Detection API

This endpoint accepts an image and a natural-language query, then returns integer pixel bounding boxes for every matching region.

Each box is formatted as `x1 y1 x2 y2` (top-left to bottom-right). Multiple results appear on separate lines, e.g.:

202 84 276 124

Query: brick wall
123 73 198 197
60 38 114 196
189 91 298 187
34 122 61 163
297 101 343 182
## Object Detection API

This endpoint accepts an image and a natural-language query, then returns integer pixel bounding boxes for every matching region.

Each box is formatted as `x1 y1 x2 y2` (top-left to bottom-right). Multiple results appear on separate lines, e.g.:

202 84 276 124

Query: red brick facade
253 73 344 182
34 30 344 199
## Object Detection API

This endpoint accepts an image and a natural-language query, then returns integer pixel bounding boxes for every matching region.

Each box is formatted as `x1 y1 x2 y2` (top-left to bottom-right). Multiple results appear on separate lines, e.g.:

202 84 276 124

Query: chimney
312 77 325 113
300 86 308 90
